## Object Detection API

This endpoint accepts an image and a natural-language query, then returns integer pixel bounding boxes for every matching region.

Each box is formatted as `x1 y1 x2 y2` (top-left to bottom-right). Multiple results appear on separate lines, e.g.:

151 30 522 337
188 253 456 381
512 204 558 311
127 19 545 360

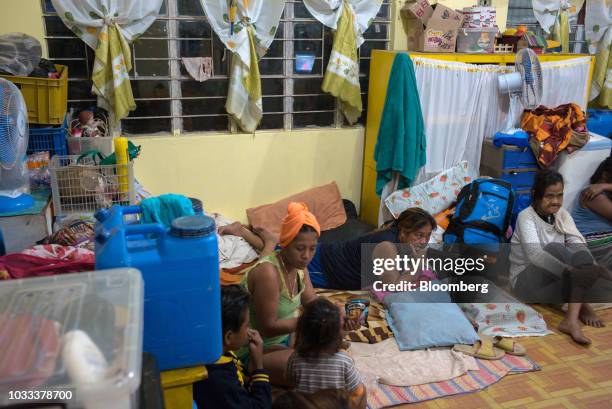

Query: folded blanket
351 338 478 387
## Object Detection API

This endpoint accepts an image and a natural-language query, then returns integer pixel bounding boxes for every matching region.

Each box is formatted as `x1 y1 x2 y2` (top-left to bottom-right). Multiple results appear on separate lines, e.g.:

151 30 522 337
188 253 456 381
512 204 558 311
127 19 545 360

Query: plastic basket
68 136 115 157
50 155 136 215
0 64 68 125
28 118 69 156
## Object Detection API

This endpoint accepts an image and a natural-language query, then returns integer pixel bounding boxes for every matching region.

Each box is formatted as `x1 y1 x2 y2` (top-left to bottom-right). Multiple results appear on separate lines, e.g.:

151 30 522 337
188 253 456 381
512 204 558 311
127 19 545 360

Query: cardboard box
401 1 465 53
422 5 465 52
401 0 433 25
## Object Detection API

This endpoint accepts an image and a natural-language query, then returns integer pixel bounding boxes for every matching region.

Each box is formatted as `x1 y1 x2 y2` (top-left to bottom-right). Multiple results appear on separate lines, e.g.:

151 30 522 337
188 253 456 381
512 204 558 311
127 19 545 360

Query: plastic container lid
170 215 216 238
0 268 144 408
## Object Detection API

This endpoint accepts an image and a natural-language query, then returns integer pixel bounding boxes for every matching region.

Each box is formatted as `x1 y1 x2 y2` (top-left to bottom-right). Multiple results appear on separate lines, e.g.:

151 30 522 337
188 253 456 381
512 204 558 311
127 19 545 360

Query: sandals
491 336 526 356
453 337 505 360
453 335 526 359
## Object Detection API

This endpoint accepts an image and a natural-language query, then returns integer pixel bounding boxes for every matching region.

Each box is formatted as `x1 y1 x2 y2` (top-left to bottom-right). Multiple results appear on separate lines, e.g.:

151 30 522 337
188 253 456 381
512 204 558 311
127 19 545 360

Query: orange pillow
246 182 347 238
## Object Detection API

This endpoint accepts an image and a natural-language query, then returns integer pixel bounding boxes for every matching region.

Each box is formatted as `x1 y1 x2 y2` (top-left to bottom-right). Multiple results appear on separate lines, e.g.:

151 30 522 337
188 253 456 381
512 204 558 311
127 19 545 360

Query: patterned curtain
303 0 383 124
51 0 164 126
201 0 285 132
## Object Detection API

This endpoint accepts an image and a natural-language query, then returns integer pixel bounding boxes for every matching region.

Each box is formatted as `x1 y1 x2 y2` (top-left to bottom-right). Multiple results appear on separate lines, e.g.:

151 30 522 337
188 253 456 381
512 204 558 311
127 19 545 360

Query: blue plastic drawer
587 109 612 138
502 170 536 190
503 148 537 169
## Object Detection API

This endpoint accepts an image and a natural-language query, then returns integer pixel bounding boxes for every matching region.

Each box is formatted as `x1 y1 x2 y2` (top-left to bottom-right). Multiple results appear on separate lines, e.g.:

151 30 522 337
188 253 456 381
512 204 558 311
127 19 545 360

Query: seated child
287 298 367 409
194 285 271 409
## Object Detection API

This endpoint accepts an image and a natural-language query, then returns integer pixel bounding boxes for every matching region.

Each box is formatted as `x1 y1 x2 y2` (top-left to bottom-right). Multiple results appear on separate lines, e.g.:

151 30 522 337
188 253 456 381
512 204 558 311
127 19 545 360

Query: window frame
41 0 390 135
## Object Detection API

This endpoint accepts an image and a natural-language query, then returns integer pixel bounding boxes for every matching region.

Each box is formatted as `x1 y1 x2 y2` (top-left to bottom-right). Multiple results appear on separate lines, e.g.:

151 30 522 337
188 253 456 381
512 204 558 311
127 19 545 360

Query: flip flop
491 336 526 356
453 337 505 360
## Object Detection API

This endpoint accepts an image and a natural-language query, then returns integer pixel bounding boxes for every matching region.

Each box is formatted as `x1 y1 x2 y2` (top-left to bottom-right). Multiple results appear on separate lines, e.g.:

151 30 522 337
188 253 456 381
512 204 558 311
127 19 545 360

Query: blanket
365 354 539 408
521 103 589 167
316 289 394 344
351 338 478 387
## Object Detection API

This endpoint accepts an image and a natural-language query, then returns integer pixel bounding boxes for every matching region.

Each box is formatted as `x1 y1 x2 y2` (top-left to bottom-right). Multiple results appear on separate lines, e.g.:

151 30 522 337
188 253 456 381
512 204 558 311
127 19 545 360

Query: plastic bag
0 33 42 76
28 151 51 190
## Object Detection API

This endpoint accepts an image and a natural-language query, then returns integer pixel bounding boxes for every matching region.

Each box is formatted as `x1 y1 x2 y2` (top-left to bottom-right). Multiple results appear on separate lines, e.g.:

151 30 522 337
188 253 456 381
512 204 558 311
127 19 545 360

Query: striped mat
367 354 540 409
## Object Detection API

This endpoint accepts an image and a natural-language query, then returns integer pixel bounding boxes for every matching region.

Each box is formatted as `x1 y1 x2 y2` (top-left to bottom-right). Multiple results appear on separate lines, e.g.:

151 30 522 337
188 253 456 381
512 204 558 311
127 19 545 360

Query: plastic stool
161 366 207 409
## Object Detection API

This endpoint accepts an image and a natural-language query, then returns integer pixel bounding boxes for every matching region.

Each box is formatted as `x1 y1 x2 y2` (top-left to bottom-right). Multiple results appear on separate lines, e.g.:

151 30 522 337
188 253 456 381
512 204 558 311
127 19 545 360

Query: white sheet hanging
410 56 592 183
303 0 383 48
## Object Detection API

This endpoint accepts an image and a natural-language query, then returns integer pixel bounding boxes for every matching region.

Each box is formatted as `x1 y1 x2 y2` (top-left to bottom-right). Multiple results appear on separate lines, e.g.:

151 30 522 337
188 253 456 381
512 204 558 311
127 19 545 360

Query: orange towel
279 202 321 248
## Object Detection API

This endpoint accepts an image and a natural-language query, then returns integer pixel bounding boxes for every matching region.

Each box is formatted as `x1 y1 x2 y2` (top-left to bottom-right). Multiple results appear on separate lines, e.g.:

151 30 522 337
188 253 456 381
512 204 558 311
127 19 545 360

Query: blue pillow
384 285 479 351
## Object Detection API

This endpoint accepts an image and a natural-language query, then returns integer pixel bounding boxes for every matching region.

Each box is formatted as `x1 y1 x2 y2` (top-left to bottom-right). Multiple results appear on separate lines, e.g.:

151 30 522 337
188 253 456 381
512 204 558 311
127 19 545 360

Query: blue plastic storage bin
95 205 222 371
27 118 68 156
587 109 612 139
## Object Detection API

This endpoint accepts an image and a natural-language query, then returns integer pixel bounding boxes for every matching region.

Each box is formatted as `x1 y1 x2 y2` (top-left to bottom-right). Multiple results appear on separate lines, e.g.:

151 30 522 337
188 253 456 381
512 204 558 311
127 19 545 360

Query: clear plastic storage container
456 28 498 53
0 268 144 409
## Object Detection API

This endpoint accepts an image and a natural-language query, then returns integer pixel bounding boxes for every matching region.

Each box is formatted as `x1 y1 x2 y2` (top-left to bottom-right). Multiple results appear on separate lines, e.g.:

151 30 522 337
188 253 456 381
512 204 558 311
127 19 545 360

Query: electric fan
495 48 543 139
0 78 34 213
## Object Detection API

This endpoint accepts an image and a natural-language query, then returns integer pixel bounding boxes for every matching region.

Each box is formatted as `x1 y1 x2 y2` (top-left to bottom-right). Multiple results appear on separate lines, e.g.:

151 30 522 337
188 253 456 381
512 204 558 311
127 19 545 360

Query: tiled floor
397 307 612 409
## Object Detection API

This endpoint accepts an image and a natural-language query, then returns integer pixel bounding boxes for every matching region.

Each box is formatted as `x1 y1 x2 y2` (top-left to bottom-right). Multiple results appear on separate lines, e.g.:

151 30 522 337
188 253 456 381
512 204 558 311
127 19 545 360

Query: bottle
114 137 129 200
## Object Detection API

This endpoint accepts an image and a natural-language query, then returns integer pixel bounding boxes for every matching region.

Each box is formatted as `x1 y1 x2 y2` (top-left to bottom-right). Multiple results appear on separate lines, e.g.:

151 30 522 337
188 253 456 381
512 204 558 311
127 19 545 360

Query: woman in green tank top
239 203 320 385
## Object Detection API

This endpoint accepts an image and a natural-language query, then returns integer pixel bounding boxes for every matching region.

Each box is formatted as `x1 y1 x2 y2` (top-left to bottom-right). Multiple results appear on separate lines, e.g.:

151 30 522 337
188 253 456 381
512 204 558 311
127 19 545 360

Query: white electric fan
495 48 543 139
0 78 34 213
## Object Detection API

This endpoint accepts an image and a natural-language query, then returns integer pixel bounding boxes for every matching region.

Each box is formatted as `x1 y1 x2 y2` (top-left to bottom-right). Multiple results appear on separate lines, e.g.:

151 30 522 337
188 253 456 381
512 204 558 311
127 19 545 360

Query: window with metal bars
41 0 390 135
506 0 587 53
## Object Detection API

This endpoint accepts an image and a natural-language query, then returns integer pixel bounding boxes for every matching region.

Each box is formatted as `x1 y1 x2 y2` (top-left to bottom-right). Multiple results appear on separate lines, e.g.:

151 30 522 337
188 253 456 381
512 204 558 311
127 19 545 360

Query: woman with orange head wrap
238 202 320 385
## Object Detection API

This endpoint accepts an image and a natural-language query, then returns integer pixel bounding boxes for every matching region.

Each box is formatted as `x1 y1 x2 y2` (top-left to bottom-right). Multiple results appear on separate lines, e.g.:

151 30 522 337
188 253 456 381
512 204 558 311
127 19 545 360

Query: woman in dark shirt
221 208 437 290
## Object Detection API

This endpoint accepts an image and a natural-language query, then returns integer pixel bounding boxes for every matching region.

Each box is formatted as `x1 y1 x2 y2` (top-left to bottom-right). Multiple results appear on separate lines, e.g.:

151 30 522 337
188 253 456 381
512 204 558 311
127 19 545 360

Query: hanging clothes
201 0 284 132
586 0 612 108
182 57 213 82
51 0 163 124
374 53 426 197
304 0 383 124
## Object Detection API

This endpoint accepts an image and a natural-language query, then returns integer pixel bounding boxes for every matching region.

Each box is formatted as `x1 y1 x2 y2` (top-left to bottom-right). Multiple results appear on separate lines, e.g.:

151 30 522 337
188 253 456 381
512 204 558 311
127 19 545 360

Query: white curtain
586 0 612 52
303 0 383 47
532 0 584 33
201 0 284 132
51 0 163 125
303 0 383 123
586 0 612 107
410 56 592 184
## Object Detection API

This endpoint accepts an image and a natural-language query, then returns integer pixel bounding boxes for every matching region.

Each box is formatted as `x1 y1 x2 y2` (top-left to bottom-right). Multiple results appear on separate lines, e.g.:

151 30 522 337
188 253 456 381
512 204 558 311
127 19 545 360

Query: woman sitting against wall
509 169 610 345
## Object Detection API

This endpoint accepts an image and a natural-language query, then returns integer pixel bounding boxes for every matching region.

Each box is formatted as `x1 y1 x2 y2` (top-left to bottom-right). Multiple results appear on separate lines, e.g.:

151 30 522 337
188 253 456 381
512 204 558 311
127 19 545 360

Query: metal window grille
506 0 587 53
41 0 390 135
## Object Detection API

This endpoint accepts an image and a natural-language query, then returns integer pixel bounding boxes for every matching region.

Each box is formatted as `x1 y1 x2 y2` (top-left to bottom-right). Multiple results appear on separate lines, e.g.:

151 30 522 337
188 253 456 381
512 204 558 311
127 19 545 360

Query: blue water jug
95 205 221 370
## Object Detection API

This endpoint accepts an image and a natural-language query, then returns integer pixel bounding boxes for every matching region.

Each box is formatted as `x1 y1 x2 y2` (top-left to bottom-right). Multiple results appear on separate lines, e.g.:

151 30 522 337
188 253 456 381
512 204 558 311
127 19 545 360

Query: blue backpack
443 178 515 251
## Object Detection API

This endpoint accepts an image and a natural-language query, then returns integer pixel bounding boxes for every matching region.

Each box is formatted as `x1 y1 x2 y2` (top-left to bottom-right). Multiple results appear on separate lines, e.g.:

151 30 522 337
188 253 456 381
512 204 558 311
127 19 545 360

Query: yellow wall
133 129 364 223
2 0 47 57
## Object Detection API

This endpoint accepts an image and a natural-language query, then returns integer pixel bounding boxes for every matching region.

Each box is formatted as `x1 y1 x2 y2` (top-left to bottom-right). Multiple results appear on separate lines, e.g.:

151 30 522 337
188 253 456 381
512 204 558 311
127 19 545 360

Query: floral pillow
385 161 475 218
459 303 552 338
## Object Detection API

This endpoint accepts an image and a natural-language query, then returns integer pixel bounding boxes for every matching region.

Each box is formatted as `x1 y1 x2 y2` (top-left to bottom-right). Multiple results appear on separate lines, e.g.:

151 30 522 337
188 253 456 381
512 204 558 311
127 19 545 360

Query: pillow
385 161 475 218
246 182 347 237
384 287 479 351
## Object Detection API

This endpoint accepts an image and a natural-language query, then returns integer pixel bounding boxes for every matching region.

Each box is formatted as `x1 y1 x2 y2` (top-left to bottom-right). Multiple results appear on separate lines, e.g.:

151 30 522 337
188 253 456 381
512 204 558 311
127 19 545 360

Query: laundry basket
50 154 136 215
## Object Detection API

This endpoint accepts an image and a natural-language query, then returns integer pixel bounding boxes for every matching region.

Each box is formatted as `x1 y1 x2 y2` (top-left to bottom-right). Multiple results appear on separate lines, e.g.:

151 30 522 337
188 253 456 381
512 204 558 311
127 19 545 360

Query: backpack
443 178 515 251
